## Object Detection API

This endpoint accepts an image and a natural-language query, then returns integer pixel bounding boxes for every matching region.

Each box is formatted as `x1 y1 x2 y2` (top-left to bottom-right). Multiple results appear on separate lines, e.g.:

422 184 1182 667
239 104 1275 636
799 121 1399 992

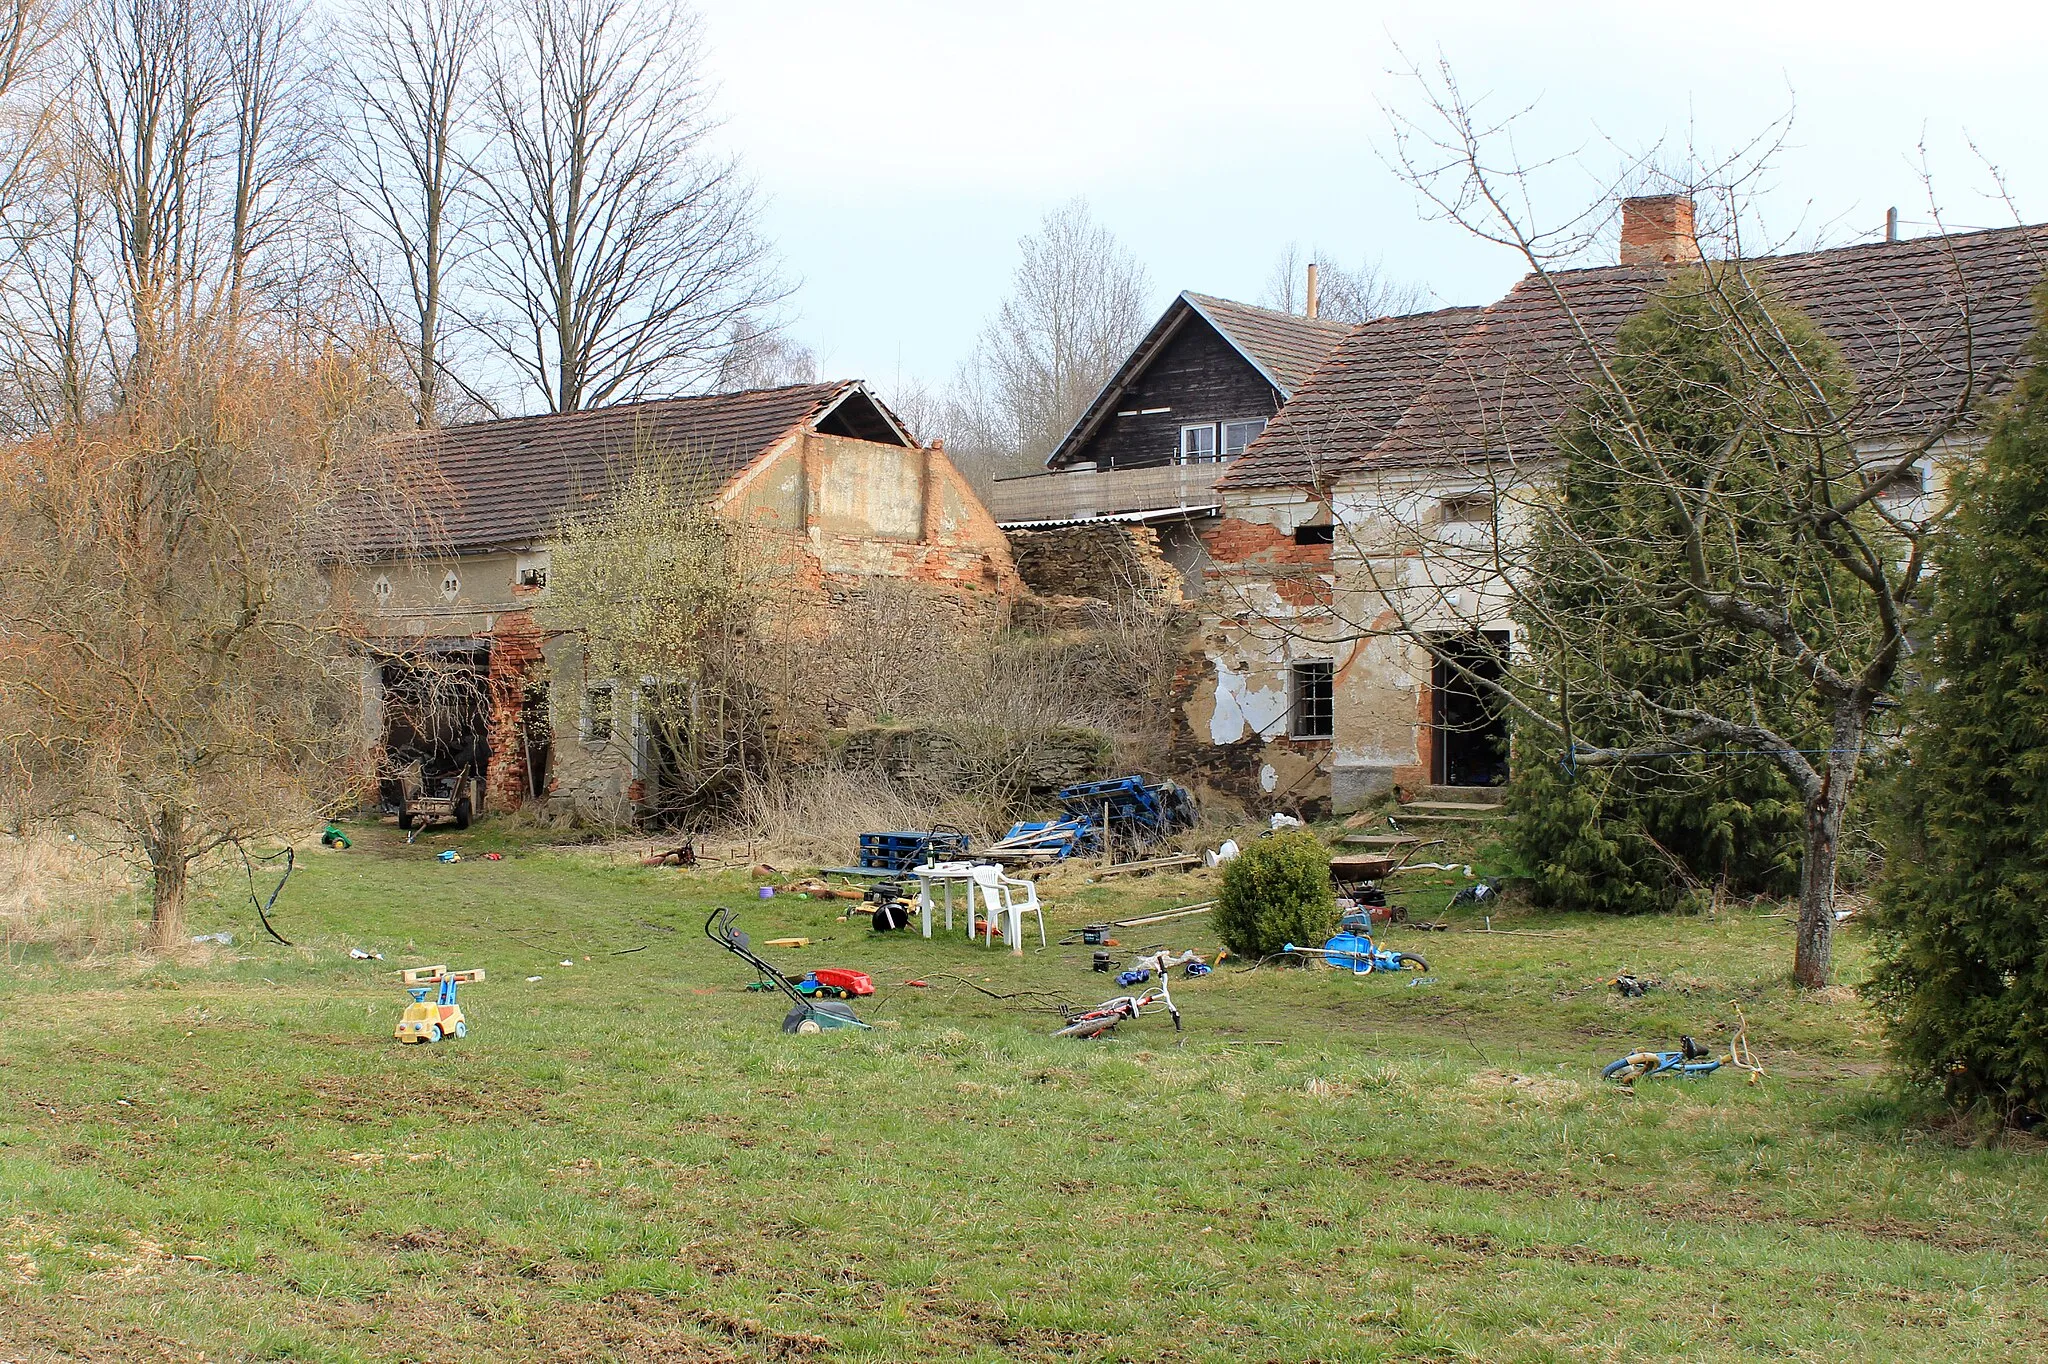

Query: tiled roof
1046 291 1352 467
368 382 877 554
1219 306 1484 490
1351 224 2048 478
1181 293 1355 394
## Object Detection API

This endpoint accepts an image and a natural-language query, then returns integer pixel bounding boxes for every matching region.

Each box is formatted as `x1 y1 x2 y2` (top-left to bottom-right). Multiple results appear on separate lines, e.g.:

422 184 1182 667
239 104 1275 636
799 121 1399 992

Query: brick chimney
1618 194 1701 267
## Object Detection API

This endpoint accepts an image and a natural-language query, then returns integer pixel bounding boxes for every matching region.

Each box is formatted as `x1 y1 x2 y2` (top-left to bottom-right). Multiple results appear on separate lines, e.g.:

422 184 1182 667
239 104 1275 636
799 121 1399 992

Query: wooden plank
1341 834 1421 847
1111 902 1216 927
1094 853 1202 878
1391 813 1493 823
1402 800 1503 812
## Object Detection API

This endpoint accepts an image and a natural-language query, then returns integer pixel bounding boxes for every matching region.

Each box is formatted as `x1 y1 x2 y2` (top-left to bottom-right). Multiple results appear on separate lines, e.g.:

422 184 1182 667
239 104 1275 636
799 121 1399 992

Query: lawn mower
705 906 871 1034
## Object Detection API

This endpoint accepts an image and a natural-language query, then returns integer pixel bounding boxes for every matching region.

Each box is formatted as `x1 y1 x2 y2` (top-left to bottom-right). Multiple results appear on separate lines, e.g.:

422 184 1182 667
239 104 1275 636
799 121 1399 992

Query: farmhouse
990 290 1350 601
1184 198 2048 811
341 381 1020 822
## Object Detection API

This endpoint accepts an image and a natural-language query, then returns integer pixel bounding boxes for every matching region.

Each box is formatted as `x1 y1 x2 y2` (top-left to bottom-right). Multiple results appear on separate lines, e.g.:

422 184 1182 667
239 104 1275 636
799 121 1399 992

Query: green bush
1214 829 1338 959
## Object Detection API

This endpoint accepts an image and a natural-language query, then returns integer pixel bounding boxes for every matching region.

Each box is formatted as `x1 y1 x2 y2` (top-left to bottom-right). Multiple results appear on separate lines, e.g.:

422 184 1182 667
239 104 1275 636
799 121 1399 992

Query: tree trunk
1793 711 1864 987
145 804 190 952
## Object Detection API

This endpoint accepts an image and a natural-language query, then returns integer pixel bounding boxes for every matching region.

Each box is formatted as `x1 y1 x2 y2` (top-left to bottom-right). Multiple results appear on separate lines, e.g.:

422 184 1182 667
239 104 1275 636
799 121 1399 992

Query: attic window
1441 494 1496 525
440 571 460 600
1875 466 1926 500
517 565 548 589
1294 523 1336 546
372 575 393 604
1179 424 1218 464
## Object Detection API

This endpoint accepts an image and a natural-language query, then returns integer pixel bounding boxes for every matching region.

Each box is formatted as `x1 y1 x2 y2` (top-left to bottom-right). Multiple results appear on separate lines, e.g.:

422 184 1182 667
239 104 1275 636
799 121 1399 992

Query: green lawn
1 821 2042 1362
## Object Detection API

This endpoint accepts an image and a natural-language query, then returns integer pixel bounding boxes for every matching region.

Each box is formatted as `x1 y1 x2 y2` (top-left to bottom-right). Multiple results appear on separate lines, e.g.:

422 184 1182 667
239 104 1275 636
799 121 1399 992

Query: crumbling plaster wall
1181 476 1531 812
1174 493 1344 812
722 432 1022 612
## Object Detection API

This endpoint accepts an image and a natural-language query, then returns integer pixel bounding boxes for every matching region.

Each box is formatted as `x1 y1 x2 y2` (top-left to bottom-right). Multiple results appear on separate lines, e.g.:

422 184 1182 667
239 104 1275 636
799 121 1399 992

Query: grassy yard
1 820 2043 1362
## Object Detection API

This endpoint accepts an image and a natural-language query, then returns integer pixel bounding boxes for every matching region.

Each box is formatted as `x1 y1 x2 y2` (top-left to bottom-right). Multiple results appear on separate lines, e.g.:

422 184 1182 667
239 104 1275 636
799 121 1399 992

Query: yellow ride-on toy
395 965 484 1043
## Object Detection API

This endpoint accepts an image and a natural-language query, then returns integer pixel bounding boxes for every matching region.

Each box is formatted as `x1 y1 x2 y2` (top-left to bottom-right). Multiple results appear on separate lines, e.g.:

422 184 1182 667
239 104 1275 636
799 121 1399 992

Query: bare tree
334 0 488 424
957 197 1152 466
471 0 777 413
1261 241 1427 322
711 313 815 391
216 0 323 333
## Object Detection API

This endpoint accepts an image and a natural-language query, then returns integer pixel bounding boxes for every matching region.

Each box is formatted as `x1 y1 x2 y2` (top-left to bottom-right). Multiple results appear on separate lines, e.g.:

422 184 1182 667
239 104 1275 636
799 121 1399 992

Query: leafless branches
467 0 779 413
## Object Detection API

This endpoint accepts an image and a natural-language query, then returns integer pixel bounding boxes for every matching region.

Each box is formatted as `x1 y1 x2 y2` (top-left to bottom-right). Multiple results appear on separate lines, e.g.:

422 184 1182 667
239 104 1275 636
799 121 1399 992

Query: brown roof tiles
1237 223 2048 489
369 381 885 554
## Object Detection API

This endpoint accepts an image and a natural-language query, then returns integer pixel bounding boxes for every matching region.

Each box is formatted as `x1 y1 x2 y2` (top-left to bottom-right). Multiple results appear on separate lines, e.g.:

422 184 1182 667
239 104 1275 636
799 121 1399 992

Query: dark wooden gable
1058 311 1284 472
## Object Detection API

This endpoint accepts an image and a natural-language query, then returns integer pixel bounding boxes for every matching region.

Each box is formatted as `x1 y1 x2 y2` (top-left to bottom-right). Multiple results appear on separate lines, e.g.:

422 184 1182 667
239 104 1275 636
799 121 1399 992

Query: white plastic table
908 861 983 939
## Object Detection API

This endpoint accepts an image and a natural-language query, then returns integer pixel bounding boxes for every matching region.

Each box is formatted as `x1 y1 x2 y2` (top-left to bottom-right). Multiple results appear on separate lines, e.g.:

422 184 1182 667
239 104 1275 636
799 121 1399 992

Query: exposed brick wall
1005 523 1180 602
485 611 548 810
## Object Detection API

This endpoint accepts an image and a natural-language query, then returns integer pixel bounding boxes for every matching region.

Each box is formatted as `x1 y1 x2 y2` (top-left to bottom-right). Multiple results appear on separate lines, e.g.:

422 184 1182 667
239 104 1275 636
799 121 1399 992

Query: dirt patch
1367 1157 1565 1197
1466 1068 1582 1105
690 1306 833 1359
277 1072 549 1127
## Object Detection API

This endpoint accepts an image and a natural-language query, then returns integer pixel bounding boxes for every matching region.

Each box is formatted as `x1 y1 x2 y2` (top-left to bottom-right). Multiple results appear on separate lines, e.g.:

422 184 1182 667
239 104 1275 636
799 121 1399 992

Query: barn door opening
1431 631 1510 788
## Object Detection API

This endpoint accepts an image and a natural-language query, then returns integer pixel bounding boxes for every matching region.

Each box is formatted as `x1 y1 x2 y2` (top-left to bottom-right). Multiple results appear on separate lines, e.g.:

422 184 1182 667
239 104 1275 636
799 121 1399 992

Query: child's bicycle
1053 976 1181 1039
1602 1035 1719 1083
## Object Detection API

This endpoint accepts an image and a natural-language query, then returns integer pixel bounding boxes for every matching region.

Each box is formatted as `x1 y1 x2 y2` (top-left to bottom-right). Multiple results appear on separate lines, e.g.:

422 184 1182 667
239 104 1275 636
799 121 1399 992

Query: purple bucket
757 886 775 899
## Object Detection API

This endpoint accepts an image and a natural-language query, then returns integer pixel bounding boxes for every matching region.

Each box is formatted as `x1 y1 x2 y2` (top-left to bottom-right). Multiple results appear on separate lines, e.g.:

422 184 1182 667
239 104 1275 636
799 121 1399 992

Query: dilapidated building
1183 200 2048 812
343 381 1020 821
990 291 1350 602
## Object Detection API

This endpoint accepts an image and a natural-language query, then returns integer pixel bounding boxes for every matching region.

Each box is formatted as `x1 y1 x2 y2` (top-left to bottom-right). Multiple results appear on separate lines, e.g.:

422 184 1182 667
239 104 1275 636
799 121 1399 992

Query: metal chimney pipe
1886 207 1899 243
1305 262 1320 319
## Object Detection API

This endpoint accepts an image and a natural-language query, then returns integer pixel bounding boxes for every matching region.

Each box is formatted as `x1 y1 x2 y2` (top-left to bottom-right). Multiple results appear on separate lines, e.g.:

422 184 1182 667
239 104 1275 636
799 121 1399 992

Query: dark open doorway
378 648 491 811
1432 630 1510 788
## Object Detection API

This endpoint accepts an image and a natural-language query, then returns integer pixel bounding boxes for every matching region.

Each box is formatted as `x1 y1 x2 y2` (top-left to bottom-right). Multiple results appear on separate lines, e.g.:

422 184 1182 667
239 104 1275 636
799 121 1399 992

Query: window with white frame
1291 659 1335 739
1179 423 1218 463
1222 418 1267 460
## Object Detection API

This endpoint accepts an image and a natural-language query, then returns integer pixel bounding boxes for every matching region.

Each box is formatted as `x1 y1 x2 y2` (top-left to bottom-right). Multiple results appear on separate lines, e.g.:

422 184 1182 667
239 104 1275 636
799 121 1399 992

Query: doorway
1431 631 1510 788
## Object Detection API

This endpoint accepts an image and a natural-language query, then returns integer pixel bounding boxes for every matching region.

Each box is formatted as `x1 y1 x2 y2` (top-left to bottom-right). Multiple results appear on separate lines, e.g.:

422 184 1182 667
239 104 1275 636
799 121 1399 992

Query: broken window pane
585 684 615 743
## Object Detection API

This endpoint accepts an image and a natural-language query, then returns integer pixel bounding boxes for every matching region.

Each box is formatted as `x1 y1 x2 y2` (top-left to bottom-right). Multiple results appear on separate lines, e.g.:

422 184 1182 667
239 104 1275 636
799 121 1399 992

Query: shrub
1214 829 1338 959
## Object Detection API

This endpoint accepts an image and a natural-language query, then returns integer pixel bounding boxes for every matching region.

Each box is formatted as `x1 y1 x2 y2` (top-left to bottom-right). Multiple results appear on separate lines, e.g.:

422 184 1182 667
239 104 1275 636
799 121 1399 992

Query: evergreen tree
1866 285 2048 1123
1508 273 1872 914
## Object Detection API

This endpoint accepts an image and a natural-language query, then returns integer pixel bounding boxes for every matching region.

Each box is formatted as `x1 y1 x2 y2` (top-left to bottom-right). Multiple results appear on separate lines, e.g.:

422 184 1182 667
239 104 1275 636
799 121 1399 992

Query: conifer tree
1507 275 1866 915
1867 287 2048 1123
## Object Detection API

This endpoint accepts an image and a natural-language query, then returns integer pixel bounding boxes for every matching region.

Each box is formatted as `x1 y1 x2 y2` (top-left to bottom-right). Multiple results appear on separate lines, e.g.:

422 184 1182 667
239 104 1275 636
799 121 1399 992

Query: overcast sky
691 0 2047 401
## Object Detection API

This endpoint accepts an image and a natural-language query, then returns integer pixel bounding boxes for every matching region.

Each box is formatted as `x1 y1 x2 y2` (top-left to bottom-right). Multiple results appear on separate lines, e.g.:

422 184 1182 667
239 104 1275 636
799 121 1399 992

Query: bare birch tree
470 0 776 413
1261 241 1426 322
955 197 1152 467
334 0 487 423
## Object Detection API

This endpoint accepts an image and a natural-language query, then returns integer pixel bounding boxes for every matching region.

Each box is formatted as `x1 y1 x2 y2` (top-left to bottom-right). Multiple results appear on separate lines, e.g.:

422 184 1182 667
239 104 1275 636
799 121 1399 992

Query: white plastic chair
969 864 1045 953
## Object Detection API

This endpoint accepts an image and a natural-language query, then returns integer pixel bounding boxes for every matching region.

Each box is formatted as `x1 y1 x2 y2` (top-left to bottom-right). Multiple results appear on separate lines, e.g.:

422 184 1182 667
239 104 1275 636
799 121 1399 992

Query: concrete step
1415 784 1507 803
1389 812 1495 824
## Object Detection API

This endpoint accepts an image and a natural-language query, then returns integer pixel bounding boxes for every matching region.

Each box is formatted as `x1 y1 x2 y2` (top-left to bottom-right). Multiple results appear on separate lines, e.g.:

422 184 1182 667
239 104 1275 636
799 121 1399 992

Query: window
1294 523 1335 546
1179 423 1218 463
1440 494 1496 525
517 565 548 589
1876 466 1926 500
584 684 615 743
440 571 461 600
1222 418 1268 459
1291 660 1334 739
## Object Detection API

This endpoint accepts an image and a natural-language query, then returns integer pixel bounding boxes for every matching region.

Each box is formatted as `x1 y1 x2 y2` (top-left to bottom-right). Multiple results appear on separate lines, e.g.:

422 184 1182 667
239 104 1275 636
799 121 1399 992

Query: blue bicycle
1603 1035 1720 1083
